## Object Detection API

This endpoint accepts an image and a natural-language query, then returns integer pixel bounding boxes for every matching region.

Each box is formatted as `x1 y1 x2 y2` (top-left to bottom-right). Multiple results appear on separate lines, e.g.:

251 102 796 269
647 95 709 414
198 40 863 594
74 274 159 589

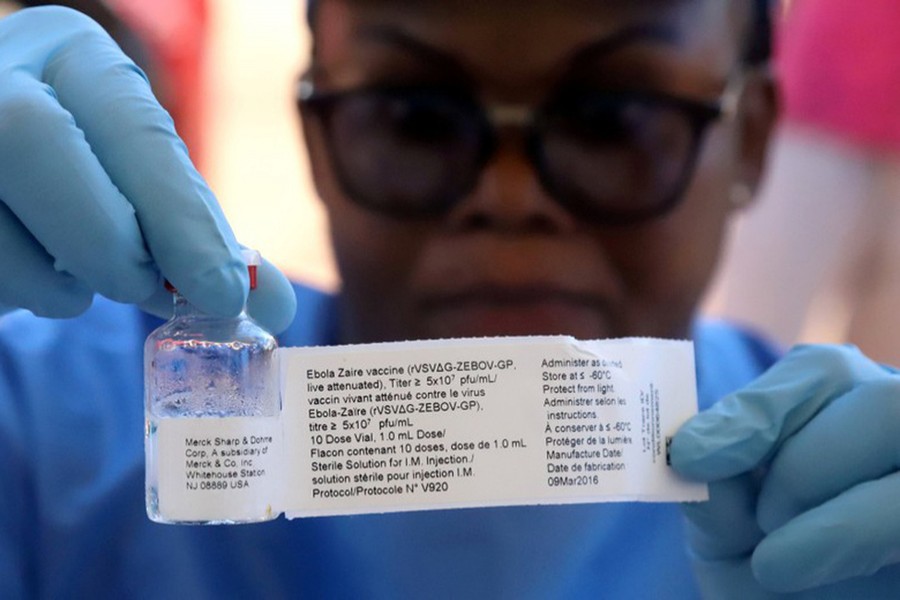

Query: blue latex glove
0 7 296 333
671 344 900 598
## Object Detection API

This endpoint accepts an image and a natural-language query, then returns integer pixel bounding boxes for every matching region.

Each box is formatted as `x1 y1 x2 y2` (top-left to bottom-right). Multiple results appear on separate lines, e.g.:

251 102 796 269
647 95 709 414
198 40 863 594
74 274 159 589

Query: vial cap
241 249 261 291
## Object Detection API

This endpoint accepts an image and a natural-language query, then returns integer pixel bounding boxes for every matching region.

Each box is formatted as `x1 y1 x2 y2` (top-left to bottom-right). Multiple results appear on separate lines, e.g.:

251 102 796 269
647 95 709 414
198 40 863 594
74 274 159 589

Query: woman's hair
744 0 773 66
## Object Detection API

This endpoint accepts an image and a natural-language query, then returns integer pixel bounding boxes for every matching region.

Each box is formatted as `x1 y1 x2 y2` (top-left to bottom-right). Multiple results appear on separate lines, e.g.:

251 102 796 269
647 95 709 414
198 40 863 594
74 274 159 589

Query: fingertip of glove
16 277 94 319
751 530 810 594
781 343 871 381
247 262 297 335
669 423 762 482
12 5 105 33
668 415 731 479
751 519 851 594
137 286 176 320
177 261 249 318
667 431 704 479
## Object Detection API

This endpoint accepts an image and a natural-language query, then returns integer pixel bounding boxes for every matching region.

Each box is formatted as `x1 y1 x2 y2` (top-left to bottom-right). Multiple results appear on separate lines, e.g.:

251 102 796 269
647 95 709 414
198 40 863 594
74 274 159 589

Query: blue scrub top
0 284 778 599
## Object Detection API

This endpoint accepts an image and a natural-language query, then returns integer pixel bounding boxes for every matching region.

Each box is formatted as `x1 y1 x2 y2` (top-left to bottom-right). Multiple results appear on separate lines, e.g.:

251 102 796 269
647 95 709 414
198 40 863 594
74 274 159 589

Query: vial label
152 416 282 523
279 336 706 518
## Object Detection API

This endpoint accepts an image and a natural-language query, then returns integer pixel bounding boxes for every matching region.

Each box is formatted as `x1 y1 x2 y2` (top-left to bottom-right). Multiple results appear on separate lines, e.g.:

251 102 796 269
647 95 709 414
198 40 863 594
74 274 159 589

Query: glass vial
145 250 282 524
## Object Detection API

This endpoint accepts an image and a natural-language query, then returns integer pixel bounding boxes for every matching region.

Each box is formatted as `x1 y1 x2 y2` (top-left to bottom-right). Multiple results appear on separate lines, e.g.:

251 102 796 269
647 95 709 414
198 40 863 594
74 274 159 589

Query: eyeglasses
298 76 741 225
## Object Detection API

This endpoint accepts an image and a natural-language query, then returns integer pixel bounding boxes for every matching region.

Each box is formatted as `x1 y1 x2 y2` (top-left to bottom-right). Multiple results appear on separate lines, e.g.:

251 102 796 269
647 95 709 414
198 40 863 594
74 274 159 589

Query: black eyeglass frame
297 75 743 226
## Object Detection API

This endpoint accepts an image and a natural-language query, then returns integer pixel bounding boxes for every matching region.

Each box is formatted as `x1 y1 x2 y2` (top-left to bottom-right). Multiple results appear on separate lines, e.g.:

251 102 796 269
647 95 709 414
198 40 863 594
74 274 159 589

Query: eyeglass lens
318 87 704 220
325 89 486 215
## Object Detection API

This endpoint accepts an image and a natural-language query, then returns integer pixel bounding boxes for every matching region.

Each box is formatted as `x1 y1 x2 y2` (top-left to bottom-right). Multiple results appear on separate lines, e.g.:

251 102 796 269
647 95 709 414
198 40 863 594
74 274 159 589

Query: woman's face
302 0 771 343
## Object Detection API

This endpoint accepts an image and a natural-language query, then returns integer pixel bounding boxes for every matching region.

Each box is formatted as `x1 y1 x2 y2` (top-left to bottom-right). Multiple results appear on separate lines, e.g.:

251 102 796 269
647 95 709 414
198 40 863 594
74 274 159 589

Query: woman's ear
733 68 779 206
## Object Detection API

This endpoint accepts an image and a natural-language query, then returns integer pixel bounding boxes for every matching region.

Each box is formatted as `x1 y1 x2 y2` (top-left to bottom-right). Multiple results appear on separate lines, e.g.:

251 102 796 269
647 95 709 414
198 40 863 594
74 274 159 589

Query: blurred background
705 0 900 366
2 0 898 364
202 0 337 291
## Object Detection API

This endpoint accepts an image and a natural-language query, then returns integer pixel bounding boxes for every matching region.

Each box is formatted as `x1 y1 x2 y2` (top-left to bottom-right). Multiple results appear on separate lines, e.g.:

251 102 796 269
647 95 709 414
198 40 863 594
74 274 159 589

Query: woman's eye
570 98 651 144
390 98 462 141
570 103 629 141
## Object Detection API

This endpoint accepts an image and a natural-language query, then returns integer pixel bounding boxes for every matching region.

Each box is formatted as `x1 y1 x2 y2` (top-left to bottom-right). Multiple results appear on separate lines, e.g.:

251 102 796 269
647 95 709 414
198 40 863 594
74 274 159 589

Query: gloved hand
0 7 296 333
671 344 900 598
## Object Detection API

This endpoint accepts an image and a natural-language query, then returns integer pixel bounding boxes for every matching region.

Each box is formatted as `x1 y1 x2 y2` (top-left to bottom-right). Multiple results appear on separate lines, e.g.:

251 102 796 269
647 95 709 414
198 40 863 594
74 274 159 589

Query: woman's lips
415 286 612 338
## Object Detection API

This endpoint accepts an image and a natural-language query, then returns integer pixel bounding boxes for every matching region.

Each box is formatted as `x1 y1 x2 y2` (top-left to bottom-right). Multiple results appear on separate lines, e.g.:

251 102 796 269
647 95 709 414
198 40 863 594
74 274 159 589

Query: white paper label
152 336 707 522
155 417 283 522
280 336 706 518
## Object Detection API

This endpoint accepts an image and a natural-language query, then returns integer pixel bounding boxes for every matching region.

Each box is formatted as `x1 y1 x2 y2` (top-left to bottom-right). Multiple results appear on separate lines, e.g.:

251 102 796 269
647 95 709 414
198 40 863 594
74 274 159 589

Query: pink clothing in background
777 0 900 151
